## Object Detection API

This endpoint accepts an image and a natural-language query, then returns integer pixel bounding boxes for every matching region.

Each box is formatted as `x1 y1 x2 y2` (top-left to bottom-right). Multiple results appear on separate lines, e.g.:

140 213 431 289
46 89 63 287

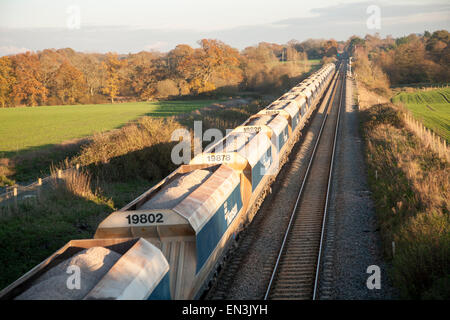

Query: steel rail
312 62 345 300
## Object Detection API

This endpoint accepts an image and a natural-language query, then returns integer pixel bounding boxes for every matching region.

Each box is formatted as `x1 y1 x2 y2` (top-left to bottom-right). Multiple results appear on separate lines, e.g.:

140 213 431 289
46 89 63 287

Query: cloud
0 45 30 56
0 1 449 54
143 41 170 52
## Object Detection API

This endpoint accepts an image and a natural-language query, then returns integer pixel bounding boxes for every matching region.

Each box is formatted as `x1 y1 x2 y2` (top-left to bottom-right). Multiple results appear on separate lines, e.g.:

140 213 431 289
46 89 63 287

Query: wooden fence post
402 107 449 161
432 131 435 150
37 178 42 201
13 187 18 210
392 241 396 257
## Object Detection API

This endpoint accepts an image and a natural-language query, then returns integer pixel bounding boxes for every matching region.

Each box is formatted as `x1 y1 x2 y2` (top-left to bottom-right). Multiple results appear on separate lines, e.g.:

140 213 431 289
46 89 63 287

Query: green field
392 88 450 142
0 100 219 154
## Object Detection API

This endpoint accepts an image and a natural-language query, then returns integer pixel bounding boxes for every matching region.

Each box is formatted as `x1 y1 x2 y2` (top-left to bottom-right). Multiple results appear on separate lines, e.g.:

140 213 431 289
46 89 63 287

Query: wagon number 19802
126 213 164 225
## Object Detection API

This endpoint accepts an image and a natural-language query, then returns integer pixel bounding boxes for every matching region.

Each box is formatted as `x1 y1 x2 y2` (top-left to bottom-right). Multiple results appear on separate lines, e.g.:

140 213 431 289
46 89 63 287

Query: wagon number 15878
126 213 164 225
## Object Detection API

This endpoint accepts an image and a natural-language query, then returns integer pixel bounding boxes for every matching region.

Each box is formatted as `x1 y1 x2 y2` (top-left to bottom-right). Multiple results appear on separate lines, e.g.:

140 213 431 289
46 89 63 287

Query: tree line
0 39 342 108
349 30 450 95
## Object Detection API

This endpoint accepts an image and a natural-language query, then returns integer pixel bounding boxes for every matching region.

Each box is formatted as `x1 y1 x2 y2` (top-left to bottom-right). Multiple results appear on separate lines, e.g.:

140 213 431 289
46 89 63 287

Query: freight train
0 63 336 300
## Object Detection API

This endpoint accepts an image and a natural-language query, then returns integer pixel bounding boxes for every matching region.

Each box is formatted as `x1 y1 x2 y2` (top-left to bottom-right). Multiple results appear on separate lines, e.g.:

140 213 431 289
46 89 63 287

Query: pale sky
0 0 367 30
0 0 449 55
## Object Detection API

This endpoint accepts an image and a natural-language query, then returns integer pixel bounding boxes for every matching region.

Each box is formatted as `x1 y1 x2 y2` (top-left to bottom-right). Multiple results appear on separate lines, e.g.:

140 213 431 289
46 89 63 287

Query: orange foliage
0 56 15 108
102 53 126 103
51 62 87 104
11 52 48 106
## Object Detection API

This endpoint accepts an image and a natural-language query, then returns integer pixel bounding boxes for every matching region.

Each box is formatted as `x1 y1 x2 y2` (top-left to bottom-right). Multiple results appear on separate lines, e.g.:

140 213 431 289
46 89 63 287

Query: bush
393 211 450 299
156 79 179 99
0 175 15 187
73 117 183 182
353 50 391 97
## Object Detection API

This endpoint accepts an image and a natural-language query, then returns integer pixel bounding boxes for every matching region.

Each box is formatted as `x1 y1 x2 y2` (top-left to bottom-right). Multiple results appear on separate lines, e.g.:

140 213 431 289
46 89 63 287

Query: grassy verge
360 102 450 299
391 88 450 143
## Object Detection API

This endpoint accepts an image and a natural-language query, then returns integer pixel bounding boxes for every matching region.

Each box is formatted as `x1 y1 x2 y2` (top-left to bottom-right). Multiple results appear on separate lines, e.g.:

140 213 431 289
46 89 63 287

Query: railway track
264 62 346 300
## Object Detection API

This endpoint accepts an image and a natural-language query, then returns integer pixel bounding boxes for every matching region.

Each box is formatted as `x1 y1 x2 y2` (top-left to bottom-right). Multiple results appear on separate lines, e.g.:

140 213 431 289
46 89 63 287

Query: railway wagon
313 73 326 91
94 163 248 299
233 113 290 157
191 129 274 199
94 117 288 299
0 238 171 300
304 80 318 100
278 92 301 102
293 64 333 106
290 85 313 108
258 98 304 134
265 63 335 136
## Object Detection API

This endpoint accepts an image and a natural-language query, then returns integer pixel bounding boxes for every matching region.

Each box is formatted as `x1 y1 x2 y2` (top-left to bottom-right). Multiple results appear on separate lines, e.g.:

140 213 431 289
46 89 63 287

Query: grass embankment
0 99 267 290
0 100 221 183
360 100 450 299
392 88 450 142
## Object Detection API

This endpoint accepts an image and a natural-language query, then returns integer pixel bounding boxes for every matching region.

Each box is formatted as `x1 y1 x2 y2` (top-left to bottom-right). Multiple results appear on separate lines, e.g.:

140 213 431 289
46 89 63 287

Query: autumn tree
324 39 338 57
156 79 179 98
102 53 125 103
242 43 278 63
168 40 241 94
50 61 87 104
11 52 47 106
78 55 104 97
38 49 66 91
167 44 196 94
126 51 162 100
353 48 391 95
195 39 241 93
0 56 16 108
425 30 450 80
298 39 326 59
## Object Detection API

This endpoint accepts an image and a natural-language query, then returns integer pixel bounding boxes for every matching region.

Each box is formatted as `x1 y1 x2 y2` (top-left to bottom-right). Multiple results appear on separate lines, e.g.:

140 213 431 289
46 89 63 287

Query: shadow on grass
0 96 246 183
0 190 114 291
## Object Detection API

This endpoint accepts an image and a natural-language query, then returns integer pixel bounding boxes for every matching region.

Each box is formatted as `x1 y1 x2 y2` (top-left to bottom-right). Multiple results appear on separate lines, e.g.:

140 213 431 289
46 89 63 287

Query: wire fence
401 110 450 162
353 76 449 162
392 82 450 89
0 164 81 209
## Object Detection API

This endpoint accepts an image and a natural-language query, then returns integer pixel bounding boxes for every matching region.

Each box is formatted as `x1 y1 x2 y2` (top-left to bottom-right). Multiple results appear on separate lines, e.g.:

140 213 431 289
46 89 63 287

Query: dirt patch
357 83 389 110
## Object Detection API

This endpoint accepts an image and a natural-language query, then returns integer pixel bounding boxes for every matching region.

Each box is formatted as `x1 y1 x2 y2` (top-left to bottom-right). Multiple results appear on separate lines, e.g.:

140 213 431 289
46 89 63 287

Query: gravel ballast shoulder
318 75 397 299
